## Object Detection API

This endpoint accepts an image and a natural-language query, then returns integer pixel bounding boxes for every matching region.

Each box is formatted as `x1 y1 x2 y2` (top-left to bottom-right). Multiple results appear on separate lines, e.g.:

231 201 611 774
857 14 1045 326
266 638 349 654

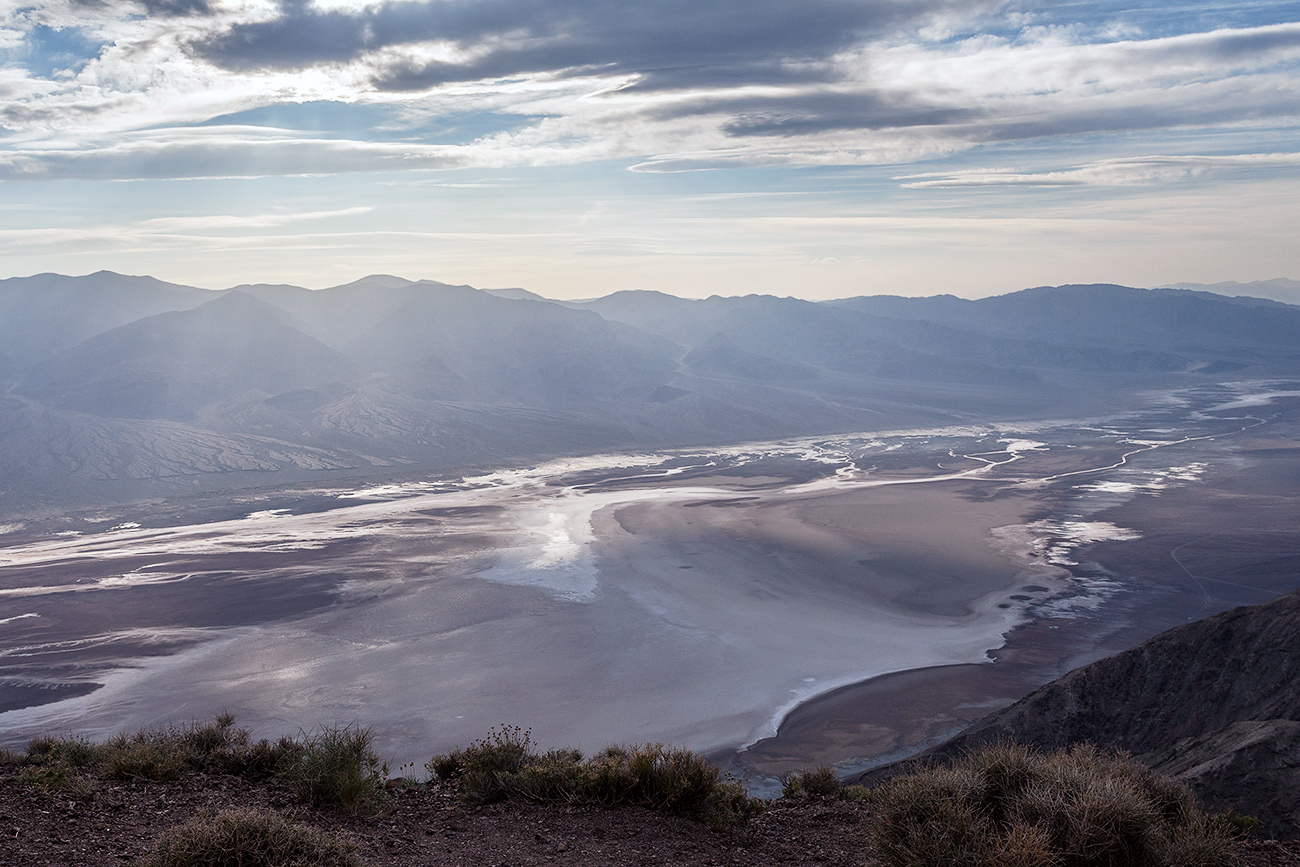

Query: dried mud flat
4 382 1300 786
733 388 1300 782
2 766 1296 867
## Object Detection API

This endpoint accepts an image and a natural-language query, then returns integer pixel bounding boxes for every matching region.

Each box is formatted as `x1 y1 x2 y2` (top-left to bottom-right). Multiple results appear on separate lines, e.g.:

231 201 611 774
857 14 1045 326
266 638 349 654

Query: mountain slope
20 291 356 421
3 272 1300 513
342 283 678 405
1165 278 1300 306
579 292 1045 385
888 589 1300 838
832 284 1300 365
582 289 1197 382
0 271 211 368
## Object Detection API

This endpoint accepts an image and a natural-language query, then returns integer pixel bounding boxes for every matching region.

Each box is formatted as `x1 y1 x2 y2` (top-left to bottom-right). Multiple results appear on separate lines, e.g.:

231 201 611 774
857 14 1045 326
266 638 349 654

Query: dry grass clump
276 724 388 814
20 715 387 812
427 725 762 828
25 713 274 784
138 808 363 867
870 742 1243 867
782 765 845 799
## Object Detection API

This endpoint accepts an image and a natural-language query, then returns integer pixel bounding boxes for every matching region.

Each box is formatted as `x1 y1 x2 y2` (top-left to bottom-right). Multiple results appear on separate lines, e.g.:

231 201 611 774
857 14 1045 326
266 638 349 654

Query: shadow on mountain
856 589 1300 839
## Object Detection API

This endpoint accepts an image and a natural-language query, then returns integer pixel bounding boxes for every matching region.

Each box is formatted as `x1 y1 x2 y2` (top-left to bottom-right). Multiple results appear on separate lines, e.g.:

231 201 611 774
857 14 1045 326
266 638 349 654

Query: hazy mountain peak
483 287 550 302
1162 278 1300 306
228 282 310 294
19 289 352 421
0 271 214 367
0 270 200 293
326 274 415 291
194 287 291 320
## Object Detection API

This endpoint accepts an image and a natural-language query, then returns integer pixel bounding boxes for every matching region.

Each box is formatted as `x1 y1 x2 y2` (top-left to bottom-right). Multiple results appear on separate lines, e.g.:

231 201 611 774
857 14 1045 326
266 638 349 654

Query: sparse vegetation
17 714 385 811
782 765 845 799
868 742 1244 867
138 808 363 867
21 757 97 796
6 718 1272 865
24 713 273 784
426 725 762 828
277 724 388 813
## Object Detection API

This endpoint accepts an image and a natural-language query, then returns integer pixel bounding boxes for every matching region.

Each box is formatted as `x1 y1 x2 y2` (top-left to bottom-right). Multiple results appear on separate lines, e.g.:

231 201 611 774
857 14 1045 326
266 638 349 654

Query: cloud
196 0 973 88
0 129 464 180
0 1 1297 181
0 206 386 256
137 206 375 230
895 153 1300 188
66 0 214 15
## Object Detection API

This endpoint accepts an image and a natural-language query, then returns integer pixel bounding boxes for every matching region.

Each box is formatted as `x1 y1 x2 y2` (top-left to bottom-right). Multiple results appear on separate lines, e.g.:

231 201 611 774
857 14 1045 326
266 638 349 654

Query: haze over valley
3 272 1300 788
4 272 1299 514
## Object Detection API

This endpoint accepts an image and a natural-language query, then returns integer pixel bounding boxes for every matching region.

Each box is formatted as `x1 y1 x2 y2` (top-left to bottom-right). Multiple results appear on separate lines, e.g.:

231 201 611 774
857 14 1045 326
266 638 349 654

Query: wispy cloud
0 1 1295 179
0 0 1297 293
896 153 1300 188
0 206 379 247
0 129 465 179
137 207 375 230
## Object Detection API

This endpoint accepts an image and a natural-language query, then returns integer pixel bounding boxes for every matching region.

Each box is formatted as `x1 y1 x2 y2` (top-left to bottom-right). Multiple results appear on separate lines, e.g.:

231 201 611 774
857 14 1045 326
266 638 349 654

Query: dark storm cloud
199 0 961 88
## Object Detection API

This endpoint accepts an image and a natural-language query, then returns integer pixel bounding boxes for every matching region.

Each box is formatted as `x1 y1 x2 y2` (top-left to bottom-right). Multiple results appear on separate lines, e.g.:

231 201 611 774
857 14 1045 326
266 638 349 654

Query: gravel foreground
3 766 1298 867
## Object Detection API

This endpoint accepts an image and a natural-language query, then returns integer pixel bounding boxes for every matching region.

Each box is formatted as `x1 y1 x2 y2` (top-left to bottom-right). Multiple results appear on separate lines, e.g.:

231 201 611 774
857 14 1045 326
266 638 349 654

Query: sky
0 0 1297 299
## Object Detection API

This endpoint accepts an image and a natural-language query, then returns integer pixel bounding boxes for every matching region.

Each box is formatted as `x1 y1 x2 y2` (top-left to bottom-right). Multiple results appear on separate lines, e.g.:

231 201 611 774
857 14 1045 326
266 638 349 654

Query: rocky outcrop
866 589 1300 838
1146 719 1300 837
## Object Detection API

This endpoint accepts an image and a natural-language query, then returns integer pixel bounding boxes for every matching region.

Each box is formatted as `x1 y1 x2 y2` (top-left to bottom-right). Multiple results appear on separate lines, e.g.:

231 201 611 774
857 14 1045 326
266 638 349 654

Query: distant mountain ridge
22 291 355 421
0 270 210 367
1162 278 1300 306
1 272 1299 513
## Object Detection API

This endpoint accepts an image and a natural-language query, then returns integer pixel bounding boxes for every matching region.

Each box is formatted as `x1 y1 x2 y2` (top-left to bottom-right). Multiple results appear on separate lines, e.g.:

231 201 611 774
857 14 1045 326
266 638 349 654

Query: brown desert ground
3 764 1298 867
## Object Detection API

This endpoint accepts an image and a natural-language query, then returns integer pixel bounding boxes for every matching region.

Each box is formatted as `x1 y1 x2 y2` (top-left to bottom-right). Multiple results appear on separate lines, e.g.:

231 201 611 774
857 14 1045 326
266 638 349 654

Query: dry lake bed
2 380 1299 790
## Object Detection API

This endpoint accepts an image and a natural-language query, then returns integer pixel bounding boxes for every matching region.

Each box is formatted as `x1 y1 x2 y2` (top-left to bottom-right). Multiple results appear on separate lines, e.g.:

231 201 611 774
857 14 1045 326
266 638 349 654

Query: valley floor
3 382 1300 786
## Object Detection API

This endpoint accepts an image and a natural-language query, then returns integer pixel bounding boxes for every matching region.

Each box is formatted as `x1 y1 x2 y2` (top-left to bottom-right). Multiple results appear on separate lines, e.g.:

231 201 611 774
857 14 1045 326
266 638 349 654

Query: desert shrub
20 715 308 786
21 760 96 796
30 714 261 781
427 724 534 786
277 724 388 813
429 727 579 804
426 727 762 828
178 713 255 769
21 733 101 793
233 736 298 781
26 734 99 768
585 743 740 818
1223 813 1264 837
870 742 1243 867
782 765 844 799
100 731 190 781
138 808 362 867
17 715 387 808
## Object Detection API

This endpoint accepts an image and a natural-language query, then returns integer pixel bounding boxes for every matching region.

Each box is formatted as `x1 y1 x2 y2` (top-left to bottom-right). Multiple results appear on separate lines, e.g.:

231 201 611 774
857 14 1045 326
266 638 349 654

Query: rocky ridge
866 588 1300 838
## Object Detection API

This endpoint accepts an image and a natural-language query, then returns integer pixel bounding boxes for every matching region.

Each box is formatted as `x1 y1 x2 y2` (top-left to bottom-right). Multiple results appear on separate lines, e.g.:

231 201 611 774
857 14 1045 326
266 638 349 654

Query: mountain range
2 271 1299 513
